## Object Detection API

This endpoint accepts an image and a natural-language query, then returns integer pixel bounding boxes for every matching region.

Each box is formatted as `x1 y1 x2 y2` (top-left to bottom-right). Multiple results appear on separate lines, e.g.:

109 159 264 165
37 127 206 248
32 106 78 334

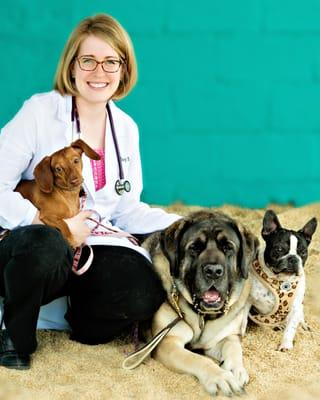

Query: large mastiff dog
142 211 258 396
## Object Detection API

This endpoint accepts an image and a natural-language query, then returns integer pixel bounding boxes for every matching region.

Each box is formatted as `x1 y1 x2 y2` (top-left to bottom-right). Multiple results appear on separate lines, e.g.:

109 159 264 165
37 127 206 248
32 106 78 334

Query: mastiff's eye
219 239 234 254
189 239 206 254
55 166 63 173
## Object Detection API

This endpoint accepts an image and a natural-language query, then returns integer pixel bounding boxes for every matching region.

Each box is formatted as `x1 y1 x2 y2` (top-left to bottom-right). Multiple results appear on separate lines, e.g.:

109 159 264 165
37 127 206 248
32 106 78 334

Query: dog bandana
249 259 300 328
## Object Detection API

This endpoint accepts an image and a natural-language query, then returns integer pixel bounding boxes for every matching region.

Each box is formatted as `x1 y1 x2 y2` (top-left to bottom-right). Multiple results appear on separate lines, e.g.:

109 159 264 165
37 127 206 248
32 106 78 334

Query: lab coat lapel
56 94 74 144
56 94 96 200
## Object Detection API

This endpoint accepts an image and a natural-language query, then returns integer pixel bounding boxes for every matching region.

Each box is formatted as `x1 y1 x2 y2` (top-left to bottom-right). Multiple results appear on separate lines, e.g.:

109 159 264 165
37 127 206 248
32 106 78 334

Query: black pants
0 225 165 354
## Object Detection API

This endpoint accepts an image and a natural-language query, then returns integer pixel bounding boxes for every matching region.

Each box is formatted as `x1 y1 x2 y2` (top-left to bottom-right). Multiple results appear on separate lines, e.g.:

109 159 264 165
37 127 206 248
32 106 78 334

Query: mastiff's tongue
202 290 221 303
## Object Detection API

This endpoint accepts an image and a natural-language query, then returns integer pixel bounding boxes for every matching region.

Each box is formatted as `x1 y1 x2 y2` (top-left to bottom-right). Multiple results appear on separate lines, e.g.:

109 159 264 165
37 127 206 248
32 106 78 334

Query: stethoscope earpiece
72 97 131 196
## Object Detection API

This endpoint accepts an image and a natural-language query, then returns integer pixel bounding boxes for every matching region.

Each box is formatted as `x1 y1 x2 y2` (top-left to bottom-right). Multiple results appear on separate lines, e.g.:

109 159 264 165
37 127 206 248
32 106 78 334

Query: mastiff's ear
160 217 192 277
236 224 259 279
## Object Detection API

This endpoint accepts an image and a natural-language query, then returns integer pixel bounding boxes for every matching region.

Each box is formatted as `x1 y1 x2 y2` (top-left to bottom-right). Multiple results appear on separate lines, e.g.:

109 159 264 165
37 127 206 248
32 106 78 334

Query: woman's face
73 35 122 105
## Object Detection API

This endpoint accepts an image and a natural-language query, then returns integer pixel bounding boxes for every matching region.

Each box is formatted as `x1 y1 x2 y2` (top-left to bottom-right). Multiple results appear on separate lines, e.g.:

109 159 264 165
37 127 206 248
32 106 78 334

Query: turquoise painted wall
1 1 320 208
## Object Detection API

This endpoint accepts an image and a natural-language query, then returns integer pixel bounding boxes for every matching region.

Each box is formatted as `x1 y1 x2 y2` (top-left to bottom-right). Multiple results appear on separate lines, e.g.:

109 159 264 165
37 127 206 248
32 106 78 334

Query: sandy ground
1 204 319 400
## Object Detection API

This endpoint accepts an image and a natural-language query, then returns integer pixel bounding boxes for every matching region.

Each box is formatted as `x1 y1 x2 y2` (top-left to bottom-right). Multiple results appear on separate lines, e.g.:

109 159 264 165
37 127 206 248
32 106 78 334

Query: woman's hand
64 210 93 248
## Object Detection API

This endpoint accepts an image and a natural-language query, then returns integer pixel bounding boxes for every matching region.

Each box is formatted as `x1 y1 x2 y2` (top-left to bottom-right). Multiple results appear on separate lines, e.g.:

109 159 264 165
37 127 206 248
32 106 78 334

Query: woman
0 14 180 370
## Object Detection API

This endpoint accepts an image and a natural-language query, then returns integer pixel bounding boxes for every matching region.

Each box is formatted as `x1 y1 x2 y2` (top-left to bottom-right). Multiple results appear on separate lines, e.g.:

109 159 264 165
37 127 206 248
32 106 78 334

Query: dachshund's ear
34 156 54 193
71 139 101 160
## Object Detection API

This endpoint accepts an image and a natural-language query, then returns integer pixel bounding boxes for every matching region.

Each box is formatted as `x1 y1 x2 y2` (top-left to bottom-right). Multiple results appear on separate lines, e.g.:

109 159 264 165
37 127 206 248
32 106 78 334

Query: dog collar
169 283 229 330
249 259 300 328
192 299 229 330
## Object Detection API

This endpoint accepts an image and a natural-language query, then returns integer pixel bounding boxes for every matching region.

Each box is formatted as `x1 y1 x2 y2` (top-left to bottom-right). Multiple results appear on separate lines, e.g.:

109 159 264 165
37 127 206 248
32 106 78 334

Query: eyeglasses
76 56 124 73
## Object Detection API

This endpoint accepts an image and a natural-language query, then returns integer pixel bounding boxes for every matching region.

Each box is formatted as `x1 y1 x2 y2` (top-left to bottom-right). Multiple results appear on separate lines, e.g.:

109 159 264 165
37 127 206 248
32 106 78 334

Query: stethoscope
71 96 131 196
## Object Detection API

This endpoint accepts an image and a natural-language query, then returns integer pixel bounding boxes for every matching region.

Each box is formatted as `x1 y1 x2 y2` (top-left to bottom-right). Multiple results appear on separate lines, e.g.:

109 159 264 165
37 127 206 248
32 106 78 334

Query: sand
1 204 319 400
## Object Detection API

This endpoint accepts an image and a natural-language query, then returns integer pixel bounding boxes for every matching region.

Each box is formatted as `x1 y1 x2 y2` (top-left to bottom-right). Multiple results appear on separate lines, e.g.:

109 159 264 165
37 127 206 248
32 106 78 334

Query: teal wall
1 1 320 208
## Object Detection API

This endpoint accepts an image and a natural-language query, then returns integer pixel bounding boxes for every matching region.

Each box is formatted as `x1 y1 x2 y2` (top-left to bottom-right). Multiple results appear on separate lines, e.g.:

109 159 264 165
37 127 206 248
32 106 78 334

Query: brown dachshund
15 139 100 248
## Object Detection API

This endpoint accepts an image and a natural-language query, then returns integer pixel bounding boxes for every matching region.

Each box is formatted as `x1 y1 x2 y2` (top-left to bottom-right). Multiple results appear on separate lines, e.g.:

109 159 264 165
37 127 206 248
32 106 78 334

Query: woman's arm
0 100 39 228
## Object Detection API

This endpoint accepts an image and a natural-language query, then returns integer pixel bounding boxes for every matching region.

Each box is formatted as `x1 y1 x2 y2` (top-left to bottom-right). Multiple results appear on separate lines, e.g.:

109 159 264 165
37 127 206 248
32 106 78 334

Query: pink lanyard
72 195 139 275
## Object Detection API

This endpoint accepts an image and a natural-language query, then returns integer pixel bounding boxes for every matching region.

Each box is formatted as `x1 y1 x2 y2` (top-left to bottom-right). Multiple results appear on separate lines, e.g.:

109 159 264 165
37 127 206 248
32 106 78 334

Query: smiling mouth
87 82 108 88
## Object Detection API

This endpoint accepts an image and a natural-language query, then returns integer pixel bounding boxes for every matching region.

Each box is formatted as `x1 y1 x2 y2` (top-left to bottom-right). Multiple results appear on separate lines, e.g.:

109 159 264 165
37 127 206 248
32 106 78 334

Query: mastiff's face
161 211 258 314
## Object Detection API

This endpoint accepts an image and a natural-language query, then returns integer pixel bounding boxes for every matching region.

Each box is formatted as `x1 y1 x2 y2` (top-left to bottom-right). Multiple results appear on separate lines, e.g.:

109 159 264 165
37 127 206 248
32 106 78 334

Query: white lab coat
0 90 180 330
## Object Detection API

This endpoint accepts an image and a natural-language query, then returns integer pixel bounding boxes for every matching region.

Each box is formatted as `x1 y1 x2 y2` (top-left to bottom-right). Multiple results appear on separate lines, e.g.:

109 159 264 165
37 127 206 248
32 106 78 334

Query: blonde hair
54 14 137 100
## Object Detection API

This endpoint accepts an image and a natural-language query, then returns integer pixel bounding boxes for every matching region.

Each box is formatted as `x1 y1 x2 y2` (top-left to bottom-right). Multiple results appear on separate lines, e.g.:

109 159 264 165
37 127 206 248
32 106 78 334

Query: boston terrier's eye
271 246 284 258
298 246 307 257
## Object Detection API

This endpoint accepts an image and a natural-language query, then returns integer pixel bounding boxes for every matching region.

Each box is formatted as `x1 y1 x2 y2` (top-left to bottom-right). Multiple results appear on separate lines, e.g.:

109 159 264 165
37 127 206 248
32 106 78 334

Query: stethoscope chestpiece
115 179 131 196
72 98 132 196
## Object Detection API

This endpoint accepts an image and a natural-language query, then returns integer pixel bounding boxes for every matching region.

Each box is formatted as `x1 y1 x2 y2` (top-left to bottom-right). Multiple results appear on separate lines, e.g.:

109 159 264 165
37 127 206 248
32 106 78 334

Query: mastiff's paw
200 368 245 397
221 360 249 387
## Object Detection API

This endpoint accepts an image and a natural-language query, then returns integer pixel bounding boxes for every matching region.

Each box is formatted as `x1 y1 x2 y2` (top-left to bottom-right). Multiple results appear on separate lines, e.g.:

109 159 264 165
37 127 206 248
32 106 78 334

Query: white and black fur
249 210 317 351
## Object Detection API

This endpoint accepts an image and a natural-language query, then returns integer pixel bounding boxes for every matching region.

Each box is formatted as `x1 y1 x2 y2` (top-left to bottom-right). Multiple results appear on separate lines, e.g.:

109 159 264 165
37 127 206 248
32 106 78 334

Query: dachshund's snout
69 176 82 186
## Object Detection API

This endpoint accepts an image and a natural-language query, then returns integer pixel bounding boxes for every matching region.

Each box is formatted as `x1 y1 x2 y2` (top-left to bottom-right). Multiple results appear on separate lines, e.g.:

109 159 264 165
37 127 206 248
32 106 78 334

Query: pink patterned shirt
90 148 106 191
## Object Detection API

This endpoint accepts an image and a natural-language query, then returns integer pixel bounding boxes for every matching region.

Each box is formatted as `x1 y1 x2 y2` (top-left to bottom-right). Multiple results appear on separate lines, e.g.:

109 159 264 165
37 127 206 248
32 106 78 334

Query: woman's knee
108 248 166 319
126 264 166 320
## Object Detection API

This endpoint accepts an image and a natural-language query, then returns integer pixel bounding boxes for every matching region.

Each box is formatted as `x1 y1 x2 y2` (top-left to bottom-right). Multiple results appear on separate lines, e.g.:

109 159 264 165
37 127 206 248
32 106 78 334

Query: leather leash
122 315 182 370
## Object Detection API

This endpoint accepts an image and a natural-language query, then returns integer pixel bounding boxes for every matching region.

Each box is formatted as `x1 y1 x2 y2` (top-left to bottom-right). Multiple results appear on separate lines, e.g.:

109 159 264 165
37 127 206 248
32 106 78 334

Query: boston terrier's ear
299 217 317 245
262 210 282 239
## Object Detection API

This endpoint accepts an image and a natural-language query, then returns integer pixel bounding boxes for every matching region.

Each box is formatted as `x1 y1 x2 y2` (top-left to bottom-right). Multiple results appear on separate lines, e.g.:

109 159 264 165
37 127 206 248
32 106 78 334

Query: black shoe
0 330 30 370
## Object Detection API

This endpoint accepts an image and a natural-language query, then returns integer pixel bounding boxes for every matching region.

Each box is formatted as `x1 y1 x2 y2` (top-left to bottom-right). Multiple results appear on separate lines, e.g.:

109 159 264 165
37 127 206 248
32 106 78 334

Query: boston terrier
248 209 317 351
